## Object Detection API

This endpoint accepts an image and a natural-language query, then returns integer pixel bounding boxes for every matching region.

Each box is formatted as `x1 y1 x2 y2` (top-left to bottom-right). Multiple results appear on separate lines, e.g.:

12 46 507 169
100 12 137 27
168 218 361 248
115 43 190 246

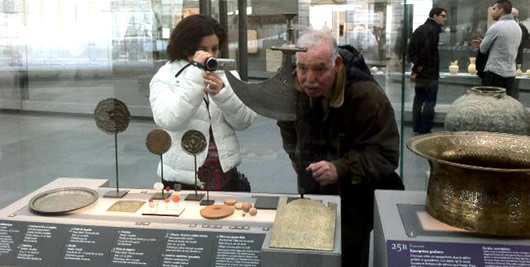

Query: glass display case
0 0 529 207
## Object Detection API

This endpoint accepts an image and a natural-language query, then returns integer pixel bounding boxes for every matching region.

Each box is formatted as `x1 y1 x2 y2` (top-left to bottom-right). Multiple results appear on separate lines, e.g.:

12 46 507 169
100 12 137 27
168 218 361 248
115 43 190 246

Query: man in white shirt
472 0 522 97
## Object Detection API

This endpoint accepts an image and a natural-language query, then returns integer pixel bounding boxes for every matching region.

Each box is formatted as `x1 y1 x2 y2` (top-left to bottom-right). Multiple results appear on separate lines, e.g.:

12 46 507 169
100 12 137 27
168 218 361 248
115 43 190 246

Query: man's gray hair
295 29 339 65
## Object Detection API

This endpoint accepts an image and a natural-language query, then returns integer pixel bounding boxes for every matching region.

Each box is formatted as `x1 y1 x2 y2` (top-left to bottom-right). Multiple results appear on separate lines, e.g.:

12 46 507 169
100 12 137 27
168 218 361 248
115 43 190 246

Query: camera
204 58 236 72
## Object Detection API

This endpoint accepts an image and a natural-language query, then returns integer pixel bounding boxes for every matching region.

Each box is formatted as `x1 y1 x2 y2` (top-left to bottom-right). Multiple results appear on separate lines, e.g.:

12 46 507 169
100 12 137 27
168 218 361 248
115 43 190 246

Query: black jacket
407 18 442 79
517 23 529 65
278 46 402 194
277 47 403 258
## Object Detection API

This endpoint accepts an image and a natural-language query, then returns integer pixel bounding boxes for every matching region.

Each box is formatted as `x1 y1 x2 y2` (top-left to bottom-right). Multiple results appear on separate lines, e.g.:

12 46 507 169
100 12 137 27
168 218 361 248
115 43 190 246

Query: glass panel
2 0 528 207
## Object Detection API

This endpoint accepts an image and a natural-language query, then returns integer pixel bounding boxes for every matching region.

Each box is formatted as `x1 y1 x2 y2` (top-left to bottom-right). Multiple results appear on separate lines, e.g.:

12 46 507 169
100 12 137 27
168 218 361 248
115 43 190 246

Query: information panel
0 220 265 267
387 240 530 267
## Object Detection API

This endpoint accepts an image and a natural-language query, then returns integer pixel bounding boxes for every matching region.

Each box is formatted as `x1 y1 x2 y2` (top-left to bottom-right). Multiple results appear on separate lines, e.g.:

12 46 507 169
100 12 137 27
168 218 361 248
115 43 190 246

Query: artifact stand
181 130 207 201
372 190 530 267
198 165 215 206
145 128 172 199
94 98 131 198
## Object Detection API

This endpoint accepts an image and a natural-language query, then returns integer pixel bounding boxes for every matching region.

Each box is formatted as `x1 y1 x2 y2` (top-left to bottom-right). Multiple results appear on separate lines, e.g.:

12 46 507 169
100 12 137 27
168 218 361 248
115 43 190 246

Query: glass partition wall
1 0 529 207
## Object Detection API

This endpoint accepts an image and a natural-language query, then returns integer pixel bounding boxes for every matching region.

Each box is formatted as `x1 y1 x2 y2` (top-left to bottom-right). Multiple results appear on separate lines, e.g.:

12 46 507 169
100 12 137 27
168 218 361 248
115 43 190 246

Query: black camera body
203 58 236 71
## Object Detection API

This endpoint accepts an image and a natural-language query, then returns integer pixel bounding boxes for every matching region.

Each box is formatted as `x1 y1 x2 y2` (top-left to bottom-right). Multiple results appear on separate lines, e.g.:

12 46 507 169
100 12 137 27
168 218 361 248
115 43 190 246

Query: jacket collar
499 14 514 21
426 18 442 31
168 60 190 73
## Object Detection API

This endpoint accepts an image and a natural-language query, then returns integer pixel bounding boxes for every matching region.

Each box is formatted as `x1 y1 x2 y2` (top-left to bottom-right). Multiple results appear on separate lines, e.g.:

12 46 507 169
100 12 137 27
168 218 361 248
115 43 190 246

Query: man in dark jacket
277 30 403 267
407 7 447 134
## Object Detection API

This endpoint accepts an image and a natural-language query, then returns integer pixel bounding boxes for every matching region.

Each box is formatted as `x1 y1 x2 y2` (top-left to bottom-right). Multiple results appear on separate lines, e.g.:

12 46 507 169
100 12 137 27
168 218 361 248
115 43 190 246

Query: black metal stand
151 154 167 199
200 181 214 206
104 134 128 198
185 154 204 201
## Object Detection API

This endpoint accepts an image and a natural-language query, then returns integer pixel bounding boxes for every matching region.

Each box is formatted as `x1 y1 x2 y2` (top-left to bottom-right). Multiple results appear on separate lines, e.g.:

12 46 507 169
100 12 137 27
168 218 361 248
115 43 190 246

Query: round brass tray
29 187 99 214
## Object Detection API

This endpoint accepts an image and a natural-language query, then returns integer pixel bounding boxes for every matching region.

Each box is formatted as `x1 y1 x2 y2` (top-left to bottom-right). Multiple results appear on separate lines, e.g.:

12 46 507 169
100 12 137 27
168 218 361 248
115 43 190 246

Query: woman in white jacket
149 15 256 191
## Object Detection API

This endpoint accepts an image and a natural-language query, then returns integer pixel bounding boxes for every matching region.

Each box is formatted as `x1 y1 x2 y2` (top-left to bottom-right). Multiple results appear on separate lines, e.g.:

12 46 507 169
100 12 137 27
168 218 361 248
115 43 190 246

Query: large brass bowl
407 131 530 237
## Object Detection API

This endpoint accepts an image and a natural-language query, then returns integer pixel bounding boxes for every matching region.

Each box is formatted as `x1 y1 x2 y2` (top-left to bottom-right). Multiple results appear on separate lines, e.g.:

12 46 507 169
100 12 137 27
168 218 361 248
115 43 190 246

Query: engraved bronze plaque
407 131 530 237
181 130 207 155
107 200 145 213
94 98 131 134
146 128 171 155
269 198 336 250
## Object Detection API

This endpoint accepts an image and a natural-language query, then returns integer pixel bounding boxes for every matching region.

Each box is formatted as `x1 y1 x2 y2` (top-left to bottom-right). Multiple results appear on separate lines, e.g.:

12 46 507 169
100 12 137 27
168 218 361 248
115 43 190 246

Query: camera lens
204 58 218 71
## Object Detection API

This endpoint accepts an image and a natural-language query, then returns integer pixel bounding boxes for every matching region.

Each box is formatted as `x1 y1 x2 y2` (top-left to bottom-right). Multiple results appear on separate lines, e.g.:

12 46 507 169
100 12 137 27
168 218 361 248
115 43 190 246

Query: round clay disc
94 98 131 134
224 199 237 206
181 130 207 155
200 205 235 219
146 129 171 155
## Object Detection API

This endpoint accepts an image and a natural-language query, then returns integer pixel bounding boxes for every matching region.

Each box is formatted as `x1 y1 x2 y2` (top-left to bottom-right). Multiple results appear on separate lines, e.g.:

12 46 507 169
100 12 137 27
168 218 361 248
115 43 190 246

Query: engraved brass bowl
407 131 530 237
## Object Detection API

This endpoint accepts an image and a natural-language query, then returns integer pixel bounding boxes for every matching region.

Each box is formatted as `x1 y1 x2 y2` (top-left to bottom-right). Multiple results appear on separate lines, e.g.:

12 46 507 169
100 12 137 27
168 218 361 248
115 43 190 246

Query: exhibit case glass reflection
0 0 530 263
1 0 529 197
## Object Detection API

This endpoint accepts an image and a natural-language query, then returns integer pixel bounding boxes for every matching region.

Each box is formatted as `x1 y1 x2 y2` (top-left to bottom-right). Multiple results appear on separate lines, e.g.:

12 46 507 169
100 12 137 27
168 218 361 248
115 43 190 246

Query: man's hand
472 37 482 49
306 161 338 186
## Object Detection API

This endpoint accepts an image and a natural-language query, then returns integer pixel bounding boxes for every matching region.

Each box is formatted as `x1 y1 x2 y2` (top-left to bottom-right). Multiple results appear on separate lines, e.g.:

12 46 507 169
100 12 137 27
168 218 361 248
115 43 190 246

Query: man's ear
334 55 343 72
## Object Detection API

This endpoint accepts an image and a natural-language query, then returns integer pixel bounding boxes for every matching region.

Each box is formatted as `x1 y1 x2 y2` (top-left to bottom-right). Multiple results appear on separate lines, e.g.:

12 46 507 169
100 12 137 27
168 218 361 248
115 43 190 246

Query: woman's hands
191 51 224 96
192 50 211 66
203 72 224 96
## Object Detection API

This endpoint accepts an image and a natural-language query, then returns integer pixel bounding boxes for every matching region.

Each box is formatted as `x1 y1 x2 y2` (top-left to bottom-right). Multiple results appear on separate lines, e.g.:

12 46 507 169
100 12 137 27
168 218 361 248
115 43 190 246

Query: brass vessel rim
407 131 530 173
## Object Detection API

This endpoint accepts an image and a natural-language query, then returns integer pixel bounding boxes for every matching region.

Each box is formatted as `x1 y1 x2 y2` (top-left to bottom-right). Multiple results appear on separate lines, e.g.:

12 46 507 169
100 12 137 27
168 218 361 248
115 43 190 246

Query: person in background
511 7 529 99
512 7 529 67
407 7 448 135
277 30 404 267
472 0 521 97
149 14 256 192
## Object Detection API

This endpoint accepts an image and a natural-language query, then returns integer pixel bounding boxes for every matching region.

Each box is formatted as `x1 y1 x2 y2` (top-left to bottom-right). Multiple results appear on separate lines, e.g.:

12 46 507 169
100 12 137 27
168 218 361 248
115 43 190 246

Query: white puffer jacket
149 60 256 185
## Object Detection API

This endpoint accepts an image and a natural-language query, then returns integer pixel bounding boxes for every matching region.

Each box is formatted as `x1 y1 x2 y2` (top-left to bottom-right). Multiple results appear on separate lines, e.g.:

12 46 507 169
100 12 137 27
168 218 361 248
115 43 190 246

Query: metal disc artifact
200 205 234 219
198 165 214 184
181 130 207 155
407 131 530 237
94 97 131 198
270 197 336 250
94 98 131 135
146 128 171 155
29 187 99 214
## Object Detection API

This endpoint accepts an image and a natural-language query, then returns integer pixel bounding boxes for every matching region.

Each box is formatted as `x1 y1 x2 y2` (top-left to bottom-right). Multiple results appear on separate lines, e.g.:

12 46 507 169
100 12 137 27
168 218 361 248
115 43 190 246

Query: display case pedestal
373 190 530 267
0 177 341 267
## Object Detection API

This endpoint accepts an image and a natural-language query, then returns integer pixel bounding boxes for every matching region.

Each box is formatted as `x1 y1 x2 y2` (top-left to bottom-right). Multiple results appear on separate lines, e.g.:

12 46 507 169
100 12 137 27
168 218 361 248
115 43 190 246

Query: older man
277 30 403 267
472 0 522 97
